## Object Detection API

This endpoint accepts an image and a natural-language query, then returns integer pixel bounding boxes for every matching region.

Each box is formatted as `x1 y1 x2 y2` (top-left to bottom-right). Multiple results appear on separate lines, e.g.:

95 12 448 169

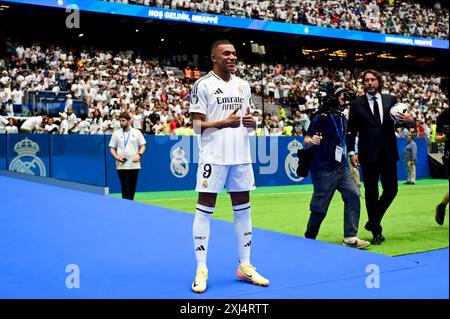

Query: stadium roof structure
2 0 449 50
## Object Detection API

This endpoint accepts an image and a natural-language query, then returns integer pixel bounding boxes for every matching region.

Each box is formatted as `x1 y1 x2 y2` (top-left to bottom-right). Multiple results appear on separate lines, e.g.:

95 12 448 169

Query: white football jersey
189 72 253 165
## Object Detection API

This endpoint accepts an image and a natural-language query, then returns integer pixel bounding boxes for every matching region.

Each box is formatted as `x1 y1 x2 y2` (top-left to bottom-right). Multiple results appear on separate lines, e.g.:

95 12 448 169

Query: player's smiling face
212 44 237 74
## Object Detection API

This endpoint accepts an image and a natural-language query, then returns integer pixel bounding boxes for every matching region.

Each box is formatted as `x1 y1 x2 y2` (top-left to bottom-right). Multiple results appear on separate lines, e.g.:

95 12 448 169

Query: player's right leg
192 164 227 293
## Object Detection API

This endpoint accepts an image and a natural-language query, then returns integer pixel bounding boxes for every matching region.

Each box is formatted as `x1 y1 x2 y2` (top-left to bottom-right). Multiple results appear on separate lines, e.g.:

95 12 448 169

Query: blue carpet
0 175 447 299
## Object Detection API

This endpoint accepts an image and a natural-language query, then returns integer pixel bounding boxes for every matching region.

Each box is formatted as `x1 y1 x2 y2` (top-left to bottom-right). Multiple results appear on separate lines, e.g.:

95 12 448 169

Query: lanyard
123 130 131 149
329 112 344 145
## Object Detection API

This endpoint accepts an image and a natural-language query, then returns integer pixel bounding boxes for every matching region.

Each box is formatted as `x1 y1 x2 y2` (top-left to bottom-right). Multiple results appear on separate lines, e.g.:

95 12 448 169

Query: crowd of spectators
105 0 449 40
0 41 448 143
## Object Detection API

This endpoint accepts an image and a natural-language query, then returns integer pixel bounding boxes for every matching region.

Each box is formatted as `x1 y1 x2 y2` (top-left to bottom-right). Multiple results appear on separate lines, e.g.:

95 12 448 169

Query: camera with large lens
317 80 338 112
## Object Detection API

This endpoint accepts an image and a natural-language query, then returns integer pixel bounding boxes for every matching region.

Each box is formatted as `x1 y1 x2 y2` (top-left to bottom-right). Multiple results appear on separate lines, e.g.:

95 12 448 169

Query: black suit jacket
347 93 398 165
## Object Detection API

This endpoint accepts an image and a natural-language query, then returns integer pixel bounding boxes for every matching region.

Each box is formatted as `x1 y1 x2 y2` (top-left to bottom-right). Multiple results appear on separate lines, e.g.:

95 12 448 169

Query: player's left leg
228 165 269 287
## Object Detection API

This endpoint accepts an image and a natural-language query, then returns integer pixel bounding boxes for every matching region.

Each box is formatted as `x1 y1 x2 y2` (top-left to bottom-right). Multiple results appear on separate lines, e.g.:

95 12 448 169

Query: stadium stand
104 0 449 40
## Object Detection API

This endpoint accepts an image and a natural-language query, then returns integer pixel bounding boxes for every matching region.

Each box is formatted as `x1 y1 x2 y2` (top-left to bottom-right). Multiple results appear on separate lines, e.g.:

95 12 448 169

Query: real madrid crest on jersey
170 147 189 178
285 139 303 182
238 85 245 95
191 94 198 104
9 138 47 176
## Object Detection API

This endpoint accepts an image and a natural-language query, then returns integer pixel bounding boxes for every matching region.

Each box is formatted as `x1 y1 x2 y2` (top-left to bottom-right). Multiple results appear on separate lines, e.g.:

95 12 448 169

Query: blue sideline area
0 175 447 299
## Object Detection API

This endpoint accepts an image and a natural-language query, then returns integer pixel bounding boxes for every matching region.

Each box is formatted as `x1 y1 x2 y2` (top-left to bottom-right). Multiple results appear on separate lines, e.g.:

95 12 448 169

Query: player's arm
191 110 241 134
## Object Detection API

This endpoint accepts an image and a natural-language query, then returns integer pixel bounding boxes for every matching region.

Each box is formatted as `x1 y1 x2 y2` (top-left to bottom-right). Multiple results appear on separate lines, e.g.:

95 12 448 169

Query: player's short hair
211 39 233 54
119 112 131 121
362 69 383 91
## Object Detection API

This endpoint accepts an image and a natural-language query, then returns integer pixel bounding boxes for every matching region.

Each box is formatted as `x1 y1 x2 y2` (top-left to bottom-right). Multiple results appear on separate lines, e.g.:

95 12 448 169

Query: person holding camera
109 112 146 200
303 80 369 249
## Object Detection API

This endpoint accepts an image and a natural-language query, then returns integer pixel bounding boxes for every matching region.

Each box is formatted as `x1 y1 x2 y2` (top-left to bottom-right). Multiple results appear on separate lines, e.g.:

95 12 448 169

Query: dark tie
372 96 381 125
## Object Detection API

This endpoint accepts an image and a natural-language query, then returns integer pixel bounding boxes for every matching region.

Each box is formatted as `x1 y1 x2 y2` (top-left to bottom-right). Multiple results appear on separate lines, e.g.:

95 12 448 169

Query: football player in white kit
189 40 269 293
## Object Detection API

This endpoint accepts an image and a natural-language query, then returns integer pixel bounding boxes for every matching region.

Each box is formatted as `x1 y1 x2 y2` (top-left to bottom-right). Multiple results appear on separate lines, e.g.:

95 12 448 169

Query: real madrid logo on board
9 138 46 176
285 139 303 182
170 147 189 178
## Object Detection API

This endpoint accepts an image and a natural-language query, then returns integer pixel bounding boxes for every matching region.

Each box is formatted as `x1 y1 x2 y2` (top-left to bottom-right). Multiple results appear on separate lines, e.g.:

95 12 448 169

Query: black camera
343 91 357 104
317 80 338 112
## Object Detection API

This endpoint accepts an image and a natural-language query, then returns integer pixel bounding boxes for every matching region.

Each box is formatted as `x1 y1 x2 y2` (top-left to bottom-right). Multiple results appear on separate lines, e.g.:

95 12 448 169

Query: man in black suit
347 69 414 244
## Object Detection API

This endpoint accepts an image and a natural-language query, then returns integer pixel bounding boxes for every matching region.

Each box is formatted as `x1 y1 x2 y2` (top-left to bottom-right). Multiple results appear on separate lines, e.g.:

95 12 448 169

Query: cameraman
303 80 369 248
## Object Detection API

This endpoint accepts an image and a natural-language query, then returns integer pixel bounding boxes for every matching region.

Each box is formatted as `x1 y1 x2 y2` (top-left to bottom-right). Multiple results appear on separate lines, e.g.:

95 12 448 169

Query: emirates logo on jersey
216 96 245 111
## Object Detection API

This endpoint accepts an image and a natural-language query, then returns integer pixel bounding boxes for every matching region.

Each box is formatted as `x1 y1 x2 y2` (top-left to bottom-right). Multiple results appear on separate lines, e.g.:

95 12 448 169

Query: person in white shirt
58 112 69 134
5 118 19 134
189 40 269 294
90 109 103 134
132 109 143 131
65 106 78 133
44 117 59 134
102 114 114 135
20 111 48 133
77 115 91 135
5 99 14 117
64 94 73 112
109 112 146 200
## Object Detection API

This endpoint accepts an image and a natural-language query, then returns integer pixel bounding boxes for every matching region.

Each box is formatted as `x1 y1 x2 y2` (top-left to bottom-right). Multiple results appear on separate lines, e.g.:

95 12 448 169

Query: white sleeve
137 130 146 145
109 132 117 148
189 80 208 115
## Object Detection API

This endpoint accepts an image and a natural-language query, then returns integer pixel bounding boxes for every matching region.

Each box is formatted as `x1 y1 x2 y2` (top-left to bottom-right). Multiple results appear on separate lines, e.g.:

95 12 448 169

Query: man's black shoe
435 203 446 225
371 234 385 245
364 222 372 232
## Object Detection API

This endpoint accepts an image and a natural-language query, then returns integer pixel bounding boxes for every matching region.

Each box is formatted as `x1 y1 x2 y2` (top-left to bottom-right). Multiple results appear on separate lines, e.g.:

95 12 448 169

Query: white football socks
233 203 252 265
193 204 213 270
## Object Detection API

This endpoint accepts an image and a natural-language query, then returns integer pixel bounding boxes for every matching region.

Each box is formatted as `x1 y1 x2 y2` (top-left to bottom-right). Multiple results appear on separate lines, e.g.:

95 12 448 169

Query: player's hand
242 108 256 128
224 108 241 128
396 111 414 123
350 154 359 168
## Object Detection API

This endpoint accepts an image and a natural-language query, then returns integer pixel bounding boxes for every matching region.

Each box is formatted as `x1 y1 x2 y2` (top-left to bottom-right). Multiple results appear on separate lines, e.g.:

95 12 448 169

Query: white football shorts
195 163 256 193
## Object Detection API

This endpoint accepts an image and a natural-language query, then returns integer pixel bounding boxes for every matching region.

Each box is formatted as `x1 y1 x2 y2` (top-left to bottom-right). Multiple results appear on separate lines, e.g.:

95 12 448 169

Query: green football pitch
116 179 449 256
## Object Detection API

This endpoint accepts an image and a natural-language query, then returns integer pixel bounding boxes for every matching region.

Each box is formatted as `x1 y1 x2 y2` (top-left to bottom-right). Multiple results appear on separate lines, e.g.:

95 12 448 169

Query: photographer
109 112 146 200
303 80 369 248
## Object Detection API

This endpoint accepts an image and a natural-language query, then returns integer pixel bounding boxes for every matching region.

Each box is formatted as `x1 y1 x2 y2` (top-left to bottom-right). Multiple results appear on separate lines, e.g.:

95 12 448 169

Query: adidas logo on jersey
214 88 224 95
244 241 252 247
195 245 206 251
